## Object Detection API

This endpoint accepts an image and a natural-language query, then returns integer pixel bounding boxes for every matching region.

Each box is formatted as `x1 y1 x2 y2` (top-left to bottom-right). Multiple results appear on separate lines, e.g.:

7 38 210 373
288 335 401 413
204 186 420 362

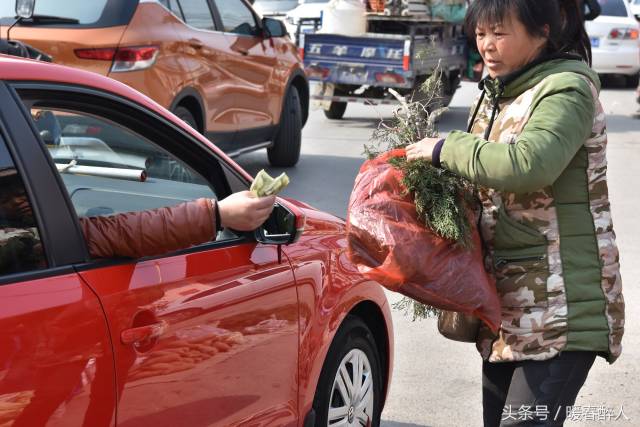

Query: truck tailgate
302 33 413 88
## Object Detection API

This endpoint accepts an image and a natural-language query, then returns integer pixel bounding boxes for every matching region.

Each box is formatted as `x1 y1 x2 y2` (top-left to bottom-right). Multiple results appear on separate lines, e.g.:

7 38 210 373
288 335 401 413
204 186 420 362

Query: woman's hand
406 137 441 162
217 191 276 231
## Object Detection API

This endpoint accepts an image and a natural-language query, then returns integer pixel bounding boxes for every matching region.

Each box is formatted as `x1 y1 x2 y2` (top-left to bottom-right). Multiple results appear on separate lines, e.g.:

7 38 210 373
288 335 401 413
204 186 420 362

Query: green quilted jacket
441 56 624 363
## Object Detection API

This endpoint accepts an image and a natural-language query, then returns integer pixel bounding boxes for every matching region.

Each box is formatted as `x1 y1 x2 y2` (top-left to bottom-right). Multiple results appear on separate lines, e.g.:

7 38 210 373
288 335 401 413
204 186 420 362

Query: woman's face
475 12 548 78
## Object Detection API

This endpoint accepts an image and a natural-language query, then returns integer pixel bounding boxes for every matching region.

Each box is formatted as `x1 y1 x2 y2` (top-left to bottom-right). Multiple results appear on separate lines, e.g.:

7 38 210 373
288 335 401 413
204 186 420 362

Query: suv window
178 0 217 30
0 0 137 27
598 0 628 16
27 107 216 220
159 0 186 20
0 137 47 277
215 0 258 35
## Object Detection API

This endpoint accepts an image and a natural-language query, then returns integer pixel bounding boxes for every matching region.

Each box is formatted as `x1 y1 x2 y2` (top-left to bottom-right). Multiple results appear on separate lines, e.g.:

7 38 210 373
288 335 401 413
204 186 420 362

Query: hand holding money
250 170 290 197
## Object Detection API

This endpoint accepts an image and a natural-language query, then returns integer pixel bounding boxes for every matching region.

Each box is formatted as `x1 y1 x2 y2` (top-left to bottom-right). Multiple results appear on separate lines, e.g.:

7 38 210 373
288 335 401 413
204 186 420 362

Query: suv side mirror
255 199 305 245
262 17 288 38
15 0 35 19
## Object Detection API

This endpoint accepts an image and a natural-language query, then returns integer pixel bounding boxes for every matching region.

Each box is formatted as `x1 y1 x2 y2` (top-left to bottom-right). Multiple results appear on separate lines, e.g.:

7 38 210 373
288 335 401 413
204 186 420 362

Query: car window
177 0 217 30
26 108 217 223
0 0 136 27
215 0 258 36
598 0 629 16
159 0 186 20
0 137 47 277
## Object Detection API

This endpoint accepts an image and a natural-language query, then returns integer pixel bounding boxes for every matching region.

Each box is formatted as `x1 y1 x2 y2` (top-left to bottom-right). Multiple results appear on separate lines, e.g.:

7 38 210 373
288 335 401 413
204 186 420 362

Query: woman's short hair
464 0 592 65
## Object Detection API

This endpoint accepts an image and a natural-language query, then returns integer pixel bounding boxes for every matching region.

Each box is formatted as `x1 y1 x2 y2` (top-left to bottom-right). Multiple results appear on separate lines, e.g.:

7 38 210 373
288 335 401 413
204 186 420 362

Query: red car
0 55 393 427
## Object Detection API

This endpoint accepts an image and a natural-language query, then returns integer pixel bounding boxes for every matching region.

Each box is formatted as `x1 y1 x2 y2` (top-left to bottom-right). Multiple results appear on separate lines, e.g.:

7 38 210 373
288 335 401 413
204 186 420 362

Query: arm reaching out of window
80 192 276 259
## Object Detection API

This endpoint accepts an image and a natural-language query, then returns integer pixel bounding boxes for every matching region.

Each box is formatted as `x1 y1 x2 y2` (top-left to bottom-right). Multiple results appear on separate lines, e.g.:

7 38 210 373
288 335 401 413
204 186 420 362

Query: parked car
0 54 393 427
253 0 299 18
585 0 640 87
285 0 329 37
0 0 309 166
630 0 640 19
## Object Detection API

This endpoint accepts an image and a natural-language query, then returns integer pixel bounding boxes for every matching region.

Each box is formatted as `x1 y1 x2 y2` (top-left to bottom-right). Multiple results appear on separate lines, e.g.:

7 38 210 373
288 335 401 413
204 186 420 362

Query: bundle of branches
364 68 477 320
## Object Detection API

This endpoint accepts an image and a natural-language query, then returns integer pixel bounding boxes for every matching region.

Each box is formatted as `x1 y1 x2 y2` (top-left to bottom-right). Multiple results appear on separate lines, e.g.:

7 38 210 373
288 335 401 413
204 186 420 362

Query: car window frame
210 0 264 38
10 82 257 269
171 0 222 32
0 82 87 285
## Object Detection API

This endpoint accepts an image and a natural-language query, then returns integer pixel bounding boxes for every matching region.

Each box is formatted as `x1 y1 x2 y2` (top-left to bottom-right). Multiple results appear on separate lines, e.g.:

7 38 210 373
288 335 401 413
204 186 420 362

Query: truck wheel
173 106 199 131
312 316 383 427
268 87 302 167
324 101 347 120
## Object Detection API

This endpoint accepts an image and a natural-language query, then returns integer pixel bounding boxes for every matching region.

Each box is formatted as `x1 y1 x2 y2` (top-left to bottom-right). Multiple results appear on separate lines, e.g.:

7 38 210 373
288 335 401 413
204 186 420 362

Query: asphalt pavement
235 80 640 427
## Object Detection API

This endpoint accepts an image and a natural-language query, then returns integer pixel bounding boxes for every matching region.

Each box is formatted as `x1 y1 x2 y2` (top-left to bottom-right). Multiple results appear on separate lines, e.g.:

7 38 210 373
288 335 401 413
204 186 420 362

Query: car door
0 83 117 426
167 0 239 144
11 83 300 427
212 0 279 135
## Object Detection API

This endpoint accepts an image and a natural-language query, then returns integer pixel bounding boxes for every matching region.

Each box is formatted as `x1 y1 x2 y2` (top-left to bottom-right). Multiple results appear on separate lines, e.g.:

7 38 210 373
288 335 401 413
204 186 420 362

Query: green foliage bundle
363 66 477 320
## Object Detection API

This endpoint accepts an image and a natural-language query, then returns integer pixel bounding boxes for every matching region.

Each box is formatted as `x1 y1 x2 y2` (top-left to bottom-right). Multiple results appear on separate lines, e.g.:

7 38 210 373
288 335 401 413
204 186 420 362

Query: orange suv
0 0 309 166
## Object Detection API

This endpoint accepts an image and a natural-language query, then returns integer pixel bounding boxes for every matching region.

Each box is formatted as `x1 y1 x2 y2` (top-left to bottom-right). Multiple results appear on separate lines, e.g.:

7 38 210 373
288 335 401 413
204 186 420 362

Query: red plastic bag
347 149 501 332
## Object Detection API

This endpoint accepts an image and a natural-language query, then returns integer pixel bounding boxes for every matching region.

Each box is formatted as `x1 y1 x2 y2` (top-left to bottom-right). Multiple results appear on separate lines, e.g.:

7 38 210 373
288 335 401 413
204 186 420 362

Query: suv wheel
174 106 198 132
312 316 383 427
323 101 347 120
268 87 302 167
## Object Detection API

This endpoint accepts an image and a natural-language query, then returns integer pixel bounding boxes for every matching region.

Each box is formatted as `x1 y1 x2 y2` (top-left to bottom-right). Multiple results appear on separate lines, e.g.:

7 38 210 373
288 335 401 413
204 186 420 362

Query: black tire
173 106 199 131
625 73 640 88
324 101 347 120
312 316 383 427
268 87 302 167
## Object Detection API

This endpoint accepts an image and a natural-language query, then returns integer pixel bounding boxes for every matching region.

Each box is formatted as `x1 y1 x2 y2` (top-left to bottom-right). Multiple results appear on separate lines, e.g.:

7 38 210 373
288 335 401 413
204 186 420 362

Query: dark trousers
482 351 597 427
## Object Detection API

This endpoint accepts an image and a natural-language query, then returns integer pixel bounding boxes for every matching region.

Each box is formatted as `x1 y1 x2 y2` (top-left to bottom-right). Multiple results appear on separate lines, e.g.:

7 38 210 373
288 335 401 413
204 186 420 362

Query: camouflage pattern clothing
440 57 624 363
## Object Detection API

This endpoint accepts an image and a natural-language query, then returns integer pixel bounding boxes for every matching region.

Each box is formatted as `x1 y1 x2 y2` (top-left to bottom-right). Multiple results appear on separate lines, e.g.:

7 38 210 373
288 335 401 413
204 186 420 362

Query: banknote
250 169 290 197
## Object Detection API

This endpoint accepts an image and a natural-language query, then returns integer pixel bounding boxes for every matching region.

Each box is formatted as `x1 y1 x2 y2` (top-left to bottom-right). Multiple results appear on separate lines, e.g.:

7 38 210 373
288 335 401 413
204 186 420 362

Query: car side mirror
255 199 305 245
262 17 288 38
15 0 35 19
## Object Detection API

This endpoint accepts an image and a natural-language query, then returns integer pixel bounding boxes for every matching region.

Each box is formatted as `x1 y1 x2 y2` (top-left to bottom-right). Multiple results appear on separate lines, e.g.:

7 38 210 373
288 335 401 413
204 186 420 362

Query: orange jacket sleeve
79 198 217 259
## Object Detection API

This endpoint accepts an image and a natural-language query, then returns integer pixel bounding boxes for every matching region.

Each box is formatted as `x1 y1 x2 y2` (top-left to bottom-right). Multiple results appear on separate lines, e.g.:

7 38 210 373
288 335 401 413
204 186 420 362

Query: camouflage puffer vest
465 62 624 363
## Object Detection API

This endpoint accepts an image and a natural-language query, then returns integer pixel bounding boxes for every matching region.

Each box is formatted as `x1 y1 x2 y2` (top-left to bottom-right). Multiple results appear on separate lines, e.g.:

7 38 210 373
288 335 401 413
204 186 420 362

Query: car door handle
121 321 167 345
188 38 204 49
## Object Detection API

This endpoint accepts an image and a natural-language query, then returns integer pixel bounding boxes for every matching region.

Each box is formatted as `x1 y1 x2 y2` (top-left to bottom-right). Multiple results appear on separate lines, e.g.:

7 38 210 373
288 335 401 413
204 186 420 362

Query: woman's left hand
406 137 441 162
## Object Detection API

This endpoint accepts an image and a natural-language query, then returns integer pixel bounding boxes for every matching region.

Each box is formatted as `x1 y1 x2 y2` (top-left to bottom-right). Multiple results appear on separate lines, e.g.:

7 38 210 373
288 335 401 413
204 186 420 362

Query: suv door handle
188 38 203 49
121 321 167 345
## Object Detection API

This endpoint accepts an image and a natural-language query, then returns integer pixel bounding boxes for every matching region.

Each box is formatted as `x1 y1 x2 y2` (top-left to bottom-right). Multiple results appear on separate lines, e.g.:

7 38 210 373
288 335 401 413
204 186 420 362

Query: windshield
598 0 628 17
0 0 136 27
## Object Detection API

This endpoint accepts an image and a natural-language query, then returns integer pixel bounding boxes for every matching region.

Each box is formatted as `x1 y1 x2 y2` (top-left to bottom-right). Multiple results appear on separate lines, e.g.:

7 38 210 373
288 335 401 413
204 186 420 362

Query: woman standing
406 0 624 425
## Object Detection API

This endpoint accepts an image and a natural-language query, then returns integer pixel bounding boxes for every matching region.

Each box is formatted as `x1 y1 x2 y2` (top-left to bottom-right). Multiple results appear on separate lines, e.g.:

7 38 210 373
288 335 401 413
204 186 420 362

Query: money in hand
250 169 290 197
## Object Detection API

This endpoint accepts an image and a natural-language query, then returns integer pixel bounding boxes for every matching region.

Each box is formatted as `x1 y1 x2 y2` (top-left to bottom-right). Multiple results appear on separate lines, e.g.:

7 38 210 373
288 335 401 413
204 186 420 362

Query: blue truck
299 15 470 119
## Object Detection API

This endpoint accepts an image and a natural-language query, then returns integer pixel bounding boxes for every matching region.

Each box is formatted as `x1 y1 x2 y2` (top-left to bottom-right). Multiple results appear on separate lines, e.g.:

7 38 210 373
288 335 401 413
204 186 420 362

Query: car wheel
312 316 383 427
625 73 640 88
268 87 302 167
324 101 347 120
174 106 199 132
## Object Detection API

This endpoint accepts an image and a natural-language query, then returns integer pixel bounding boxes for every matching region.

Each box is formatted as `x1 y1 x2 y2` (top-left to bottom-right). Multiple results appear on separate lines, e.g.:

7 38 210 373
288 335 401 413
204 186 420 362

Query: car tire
174 106 199 132
324 101 347 120
268 87 302 167
625 73 640 88
312 315 383 427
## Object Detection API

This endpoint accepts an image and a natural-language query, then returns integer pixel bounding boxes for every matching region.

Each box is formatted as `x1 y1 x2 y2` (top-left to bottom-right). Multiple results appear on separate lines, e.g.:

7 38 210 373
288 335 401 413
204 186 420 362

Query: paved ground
235 79 640 426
